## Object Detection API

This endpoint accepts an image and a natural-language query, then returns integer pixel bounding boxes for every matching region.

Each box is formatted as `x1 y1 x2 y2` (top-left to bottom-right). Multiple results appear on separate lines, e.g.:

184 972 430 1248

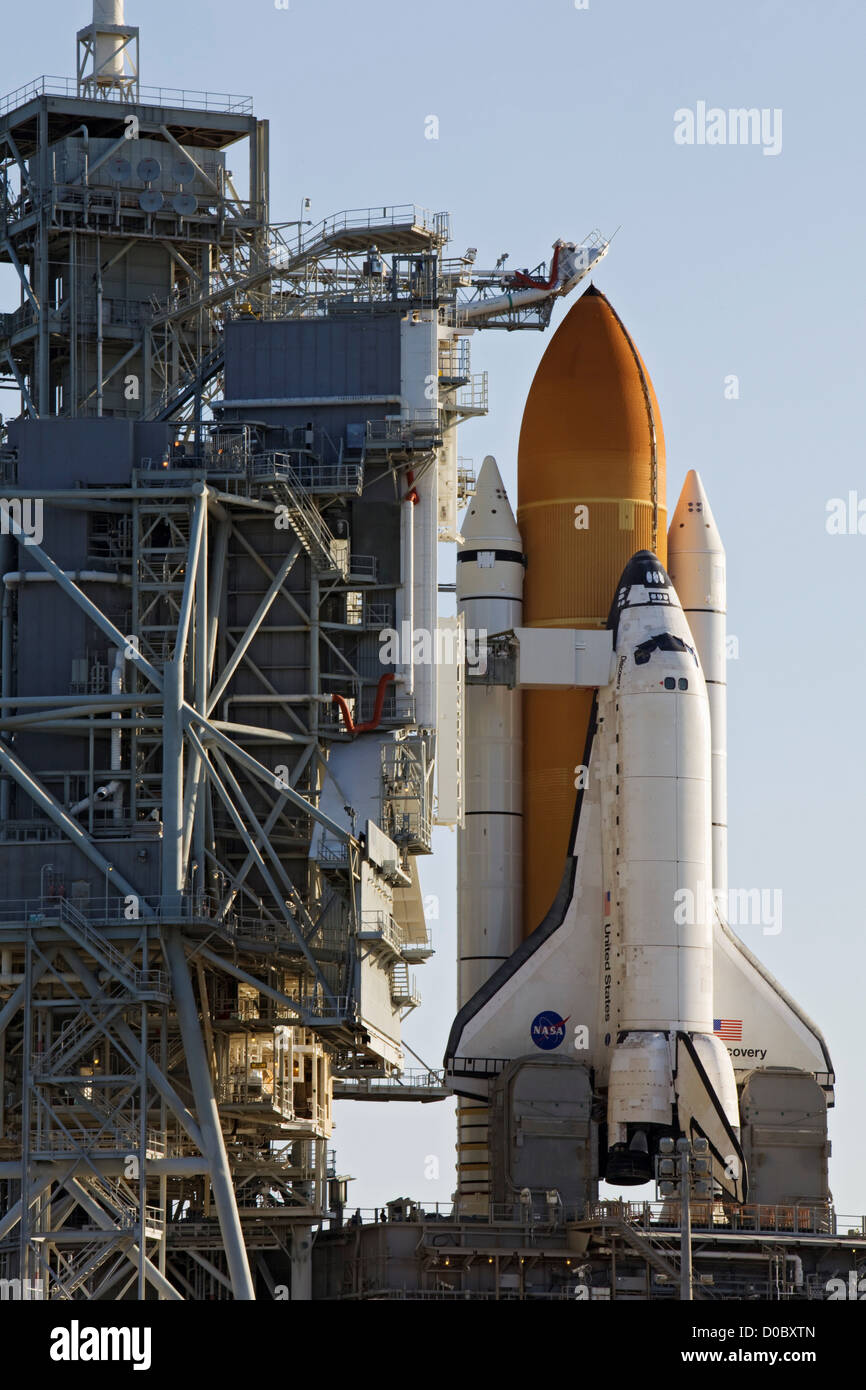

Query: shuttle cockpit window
633 633 697 666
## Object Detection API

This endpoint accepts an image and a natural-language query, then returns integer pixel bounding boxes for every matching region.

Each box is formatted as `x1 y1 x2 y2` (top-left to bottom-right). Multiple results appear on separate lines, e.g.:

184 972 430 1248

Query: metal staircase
250 453 349 577
389 961 420 1011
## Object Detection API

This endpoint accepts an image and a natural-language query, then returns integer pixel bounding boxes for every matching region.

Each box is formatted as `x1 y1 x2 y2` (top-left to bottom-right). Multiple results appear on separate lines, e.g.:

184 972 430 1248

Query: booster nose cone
459 455 523 553
668 469 723 555
457 456 525 607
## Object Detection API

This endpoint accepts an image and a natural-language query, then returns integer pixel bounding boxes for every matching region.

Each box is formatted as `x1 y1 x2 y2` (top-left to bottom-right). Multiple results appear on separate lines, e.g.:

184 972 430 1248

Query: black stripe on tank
457 549 526 565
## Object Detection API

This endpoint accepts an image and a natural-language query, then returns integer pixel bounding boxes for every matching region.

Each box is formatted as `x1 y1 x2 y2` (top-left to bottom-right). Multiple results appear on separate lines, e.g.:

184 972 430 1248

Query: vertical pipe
400 310 437 725
193 514 208 894
138 927 148 1301
0 548 14 828
143 326 152 416
19 937 32 1285
309 571 319 742
206 519 229 683
96 236 104 418
111 648 124 820
680 1147 693 1301
37 103 49 415
160 659 184 910
69 228 78 416
397 492 414 703
412 457 437 728
158 999 168 1288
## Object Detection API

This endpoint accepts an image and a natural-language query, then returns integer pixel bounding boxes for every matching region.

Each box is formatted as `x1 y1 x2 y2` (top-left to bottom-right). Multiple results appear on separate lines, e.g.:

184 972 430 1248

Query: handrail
269 205 446 270
0 75 253 116
335 1069 445 1090
0 893 236 927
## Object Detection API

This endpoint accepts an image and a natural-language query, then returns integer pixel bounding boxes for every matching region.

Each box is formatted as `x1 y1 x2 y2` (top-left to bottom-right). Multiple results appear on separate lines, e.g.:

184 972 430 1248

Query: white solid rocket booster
456 456 524 1002
667 471 728 901
455 457 524 1209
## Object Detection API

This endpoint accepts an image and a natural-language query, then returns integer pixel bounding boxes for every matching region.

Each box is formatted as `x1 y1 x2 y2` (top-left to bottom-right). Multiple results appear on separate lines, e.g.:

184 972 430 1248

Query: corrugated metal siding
224 317 402 401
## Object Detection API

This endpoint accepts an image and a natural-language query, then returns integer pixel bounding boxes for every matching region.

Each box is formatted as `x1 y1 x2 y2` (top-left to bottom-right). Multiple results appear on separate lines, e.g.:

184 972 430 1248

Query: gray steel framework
0 459 366 1298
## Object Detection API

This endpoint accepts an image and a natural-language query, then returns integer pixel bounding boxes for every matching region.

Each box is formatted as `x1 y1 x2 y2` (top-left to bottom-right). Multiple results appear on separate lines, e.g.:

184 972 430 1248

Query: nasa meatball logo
531 1011 569 1050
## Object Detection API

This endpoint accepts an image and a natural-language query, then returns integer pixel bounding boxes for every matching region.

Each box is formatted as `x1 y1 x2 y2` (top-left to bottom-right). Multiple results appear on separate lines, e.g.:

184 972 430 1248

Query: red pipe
332 672 395 735
405 467 419 505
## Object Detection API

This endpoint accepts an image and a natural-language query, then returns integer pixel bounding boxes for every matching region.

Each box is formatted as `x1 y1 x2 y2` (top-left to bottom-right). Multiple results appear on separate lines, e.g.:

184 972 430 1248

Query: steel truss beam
0 467 358 1299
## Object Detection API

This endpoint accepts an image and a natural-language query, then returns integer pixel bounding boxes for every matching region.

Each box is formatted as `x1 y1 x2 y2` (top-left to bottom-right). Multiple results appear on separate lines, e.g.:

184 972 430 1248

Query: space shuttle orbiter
445 289 833 1206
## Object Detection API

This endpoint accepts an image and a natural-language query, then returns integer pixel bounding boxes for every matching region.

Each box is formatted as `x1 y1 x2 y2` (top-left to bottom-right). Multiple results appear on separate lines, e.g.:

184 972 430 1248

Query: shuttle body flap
674 1031 746 1202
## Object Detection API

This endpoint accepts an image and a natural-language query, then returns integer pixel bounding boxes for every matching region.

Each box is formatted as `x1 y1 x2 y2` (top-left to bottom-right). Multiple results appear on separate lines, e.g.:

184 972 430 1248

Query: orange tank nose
518 285 667 933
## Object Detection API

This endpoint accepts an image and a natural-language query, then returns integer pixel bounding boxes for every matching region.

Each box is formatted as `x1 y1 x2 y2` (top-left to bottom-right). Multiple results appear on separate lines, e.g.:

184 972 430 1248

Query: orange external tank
517 285 667 933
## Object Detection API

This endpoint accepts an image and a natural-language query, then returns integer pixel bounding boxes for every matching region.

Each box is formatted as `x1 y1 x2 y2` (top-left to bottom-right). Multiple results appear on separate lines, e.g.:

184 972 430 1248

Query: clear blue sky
3 0 863 1215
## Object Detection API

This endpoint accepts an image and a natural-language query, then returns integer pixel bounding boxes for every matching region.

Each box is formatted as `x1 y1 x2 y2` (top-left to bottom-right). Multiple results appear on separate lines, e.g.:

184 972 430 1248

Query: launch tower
0 3 604 1299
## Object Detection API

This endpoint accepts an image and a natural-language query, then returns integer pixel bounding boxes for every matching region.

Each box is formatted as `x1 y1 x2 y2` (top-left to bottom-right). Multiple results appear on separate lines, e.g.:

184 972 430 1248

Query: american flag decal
714 1019 742 1042
604 891 611 916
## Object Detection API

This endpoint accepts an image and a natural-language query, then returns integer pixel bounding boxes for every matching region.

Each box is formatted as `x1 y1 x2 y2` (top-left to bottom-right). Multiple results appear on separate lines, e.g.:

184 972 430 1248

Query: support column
161 659 184 911
290 1228 313 1302
162 929 255 1300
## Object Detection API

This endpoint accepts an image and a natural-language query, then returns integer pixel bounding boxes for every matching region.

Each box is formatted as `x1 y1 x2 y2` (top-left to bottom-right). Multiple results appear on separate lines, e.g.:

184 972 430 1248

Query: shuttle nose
607 549 674 632
616 549 671 592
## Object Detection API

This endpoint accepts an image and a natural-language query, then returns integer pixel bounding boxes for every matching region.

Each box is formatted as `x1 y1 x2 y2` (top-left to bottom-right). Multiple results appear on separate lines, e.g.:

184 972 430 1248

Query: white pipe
3 572 131 586
412 461 437 727
95 0 125 22
69 780 121 816
399 311 439 729
397 492 415 701
96 242 104 418
460 243 608 323
217 396 401 410
93 1 126 82
111 648 124 821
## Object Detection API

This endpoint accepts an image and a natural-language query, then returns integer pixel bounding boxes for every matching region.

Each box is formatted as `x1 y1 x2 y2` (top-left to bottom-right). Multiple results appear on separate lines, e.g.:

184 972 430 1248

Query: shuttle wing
712 913 834 1095
445 709 606 1098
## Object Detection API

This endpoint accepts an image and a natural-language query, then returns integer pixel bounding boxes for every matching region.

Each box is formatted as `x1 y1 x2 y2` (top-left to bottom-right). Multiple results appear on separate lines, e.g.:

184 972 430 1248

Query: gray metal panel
224 317 402 404
10 418 134 488
740 1068 830 1206
490 1056 597 1209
